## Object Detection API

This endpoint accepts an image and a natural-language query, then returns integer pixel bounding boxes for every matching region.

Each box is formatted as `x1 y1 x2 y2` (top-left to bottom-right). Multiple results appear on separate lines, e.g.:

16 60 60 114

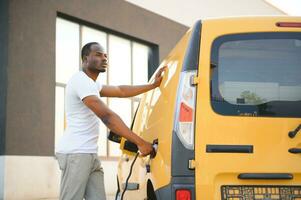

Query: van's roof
199 15 301 24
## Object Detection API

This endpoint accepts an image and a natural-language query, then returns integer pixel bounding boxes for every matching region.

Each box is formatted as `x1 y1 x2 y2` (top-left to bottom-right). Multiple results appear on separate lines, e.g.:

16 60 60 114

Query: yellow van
114 16 301 200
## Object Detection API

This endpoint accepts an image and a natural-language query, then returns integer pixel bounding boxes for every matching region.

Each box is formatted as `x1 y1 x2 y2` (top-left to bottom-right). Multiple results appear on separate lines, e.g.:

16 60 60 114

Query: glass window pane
55 86 65 148
109 99 132 126
219 39 301 104
82 26 107 53
133 42 149 85
56 18 80 84
109 142 121 157
211 33 301 117
109 35 131 85
108 98 132 156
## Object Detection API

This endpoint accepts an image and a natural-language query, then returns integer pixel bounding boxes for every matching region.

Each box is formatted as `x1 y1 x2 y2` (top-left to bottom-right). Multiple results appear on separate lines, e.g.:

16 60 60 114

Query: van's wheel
147 191 157 200
115 176 121 200
147 181 157 200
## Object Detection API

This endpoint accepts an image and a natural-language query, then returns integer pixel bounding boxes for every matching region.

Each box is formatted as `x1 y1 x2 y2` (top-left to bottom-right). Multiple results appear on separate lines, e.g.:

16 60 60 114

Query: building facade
0 0 188 199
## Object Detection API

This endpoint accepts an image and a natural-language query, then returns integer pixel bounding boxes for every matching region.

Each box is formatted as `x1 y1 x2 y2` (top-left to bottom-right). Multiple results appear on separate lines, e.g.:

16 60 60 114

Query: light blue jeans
56 153 106 200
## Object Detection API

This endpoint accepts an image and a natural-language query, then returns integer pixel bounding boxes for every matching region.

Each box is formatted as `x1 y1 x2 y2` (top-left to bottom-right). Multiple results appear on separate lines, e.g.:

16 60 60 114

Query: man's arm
82 95 153 156
99 66 167 98
99 84 156 98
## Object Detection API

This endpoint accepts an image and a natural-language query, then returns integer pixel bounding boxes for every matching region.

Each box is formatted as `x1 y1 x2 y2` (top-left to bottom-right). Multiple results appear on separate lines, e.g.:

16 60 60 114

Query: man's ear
83 56 88 63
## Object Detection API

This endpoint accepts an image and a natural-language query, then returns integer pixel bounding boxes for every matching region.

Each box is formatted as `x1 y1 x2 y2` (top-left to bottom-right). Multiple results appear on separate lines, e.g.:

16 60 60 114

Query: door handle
288 148 301 154
288 124 301 138
206 144 253 153
238 173 293 180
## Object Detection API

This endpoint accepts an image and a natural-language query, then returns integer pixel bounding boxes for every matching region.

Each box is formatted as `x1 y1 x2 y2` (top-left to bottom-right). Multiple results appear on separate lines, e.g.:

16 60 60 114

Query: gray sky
266 0 301 15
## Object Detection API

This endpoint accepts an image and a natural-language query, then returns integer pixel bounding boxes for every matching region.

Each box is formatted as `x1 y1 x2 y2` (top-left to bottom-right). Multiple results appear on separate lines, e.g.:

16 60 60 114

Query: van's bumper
155 176 195 199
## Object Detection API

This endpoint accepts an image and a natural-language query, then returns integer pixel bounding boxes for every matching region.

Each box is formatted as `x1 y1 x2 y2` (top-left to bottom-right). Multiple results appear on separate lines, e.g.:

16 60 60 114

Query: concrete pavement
43 195 115 200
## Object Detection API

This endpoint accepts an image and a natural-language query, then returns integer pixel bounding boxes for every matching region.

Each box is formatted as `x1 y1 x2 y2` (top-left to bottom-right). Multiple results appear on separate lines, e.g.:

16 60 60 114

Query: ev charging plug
150 139 158 159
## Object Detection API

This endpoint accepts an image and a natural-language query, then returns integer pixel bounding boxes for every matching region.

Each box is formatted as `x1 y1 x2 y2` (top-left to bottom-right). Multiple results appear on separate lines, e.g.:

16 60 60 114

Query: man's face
85 44 108 73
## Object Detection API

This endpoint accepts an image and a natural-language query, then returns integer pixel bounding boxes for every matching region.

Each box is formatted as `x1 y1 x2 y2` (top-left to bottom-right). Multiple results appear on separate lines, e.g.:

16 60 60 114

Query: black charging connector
108 131 157 156
108 131 122 143
124 140 139 153
108 131 139 153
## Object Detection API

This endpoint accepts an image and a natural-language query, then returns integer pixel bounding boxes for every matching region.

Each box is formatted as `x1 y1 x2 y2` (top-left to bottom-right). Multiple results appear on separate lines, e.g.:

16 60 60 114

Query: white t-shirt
56 71 103 154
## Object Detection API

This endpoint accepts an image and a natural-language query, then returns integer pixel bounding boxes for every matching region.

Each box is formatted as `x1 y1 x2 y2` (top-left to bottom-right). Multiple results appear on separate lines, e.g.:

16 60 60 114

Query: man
55 42 166 200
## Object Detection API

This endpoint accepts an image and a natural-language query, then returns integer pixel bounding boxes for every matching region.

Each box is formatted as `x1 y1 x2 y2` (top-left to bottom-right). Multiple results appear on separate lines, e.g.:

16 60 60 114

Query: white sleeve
73 76 99 100
96 80 103 92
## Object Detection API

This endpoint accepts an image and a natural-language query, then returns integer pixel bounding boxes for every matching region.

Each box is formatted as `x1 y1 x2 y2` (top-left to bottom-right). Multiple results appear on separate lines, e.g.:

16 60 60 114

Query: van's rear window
210 33 301 117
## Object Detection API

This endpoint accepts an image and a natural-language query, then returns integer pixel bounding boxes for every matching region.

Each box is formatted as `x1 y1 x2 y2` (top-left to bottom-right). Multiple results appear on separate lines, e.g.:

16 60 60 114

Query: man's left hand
152 66 167 87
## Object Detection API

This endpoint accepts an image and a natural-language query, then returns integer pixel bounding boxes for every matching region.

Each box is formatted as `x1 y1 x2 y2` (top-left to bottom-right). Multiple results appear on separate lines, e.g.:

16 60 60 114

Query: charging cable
120 140 158 200
120 152 139 200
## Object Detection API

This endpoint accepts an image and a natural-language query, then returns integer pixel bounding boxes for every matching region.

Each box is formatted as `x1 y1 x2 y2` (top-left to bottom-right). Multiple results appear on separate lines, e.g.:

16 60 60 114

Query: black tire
147 181 157 200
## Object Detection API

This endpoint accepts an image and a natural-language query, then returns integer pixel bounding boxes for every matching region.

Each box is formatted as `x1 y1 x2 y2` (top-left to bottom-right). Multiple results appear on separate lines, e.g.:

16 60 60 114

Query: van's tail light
176 189 191 200
174 70 197 150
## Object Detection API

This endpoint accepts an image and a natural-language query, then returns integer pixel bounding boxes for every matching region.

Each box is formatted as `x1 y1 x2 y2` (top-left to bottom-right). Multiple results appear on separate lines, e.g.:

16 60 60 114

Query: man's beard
90 64 106 73
98 68 106 73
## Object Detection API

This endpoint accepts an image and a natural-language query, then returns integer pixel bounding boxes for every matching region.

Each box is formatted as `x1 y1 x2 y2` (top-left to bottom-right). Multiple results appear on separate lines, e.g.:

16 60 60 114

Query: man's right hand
137 140 153 156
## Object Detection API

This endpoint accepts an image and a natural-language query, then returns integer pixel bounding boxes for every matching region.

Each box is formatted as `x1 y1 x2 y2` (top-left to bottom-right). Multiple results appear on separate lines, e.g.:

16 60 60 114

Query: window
211 33 301 117
56 18 80 84
55 17 154 157
55 18 79 151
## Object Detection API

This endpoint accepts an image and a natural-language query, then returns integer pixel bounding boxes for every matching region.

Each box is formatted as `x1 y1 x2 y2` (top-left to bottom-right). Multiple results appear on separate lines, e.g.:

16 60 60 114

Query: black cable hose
120 152 139 200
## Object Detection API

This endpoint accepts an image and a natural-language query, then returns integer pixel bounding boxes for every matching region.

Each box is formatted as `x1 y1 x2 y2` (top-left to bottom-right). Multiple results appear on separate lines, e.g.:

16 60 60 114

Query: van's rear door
195 17 301 199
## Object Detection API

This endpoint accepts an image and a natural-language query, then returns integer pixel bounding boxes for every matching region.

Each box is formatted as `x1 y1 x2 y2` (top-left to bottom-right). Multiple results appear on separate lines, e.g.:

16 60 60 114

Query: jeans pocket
56 153 67 171
93 156 104 174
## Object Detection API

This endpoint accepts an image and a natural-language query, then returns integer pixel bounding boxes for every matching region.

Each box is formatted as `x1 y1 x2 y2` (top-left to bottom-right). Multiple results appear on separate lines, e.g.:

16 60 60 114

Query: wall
2 0 188 198
0 0 9 156
6 0 188 156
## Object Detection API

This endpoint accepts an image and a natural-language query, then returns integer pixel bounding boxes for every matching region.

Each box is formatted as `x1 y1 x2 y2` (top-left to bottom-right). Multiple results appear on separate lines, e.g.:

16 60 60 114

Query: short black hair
81 42 99 61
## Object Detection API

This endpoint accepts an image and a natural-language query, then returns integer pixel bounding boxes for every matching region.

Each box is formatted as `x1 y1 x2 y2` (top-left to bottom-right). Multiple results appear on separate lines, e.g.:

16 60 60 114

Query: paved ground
44 195 115 200
107 195 115 200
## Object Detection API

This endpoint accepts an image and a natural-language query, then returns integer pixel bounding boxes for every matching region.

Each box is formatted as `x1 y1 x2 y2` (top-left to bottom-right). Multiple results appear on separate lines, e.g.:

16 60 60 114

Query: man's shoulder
67 71 86 85
70 71 84 80
67 71 98 93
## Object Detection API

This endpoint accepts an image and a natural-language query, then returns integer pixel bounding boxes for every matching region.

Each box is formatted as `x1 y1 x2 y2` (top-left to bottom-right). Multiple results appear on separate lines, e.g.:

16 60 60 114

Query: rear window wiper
288 124 301 138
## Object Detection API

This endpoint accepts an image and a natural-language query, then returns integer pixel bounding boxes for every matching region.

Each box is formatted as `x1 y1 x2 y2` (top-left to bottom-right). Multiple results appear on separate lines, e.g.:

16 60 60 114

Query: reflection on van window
211 33 301 117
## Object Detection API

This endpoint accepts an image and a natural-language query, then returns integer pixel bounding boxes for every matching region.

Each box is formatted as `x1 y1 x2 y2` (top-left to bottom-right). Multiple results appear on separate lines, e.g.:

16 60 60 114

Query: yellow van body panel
118 28 192 196
118 16 301 199
196 16 301 199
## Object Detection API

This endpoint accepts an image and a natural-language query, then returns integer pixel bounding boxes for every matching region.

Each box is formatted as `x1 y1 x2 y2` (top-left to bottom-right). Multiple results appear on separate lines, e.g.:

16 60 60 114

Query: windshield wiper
288 124 301 138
